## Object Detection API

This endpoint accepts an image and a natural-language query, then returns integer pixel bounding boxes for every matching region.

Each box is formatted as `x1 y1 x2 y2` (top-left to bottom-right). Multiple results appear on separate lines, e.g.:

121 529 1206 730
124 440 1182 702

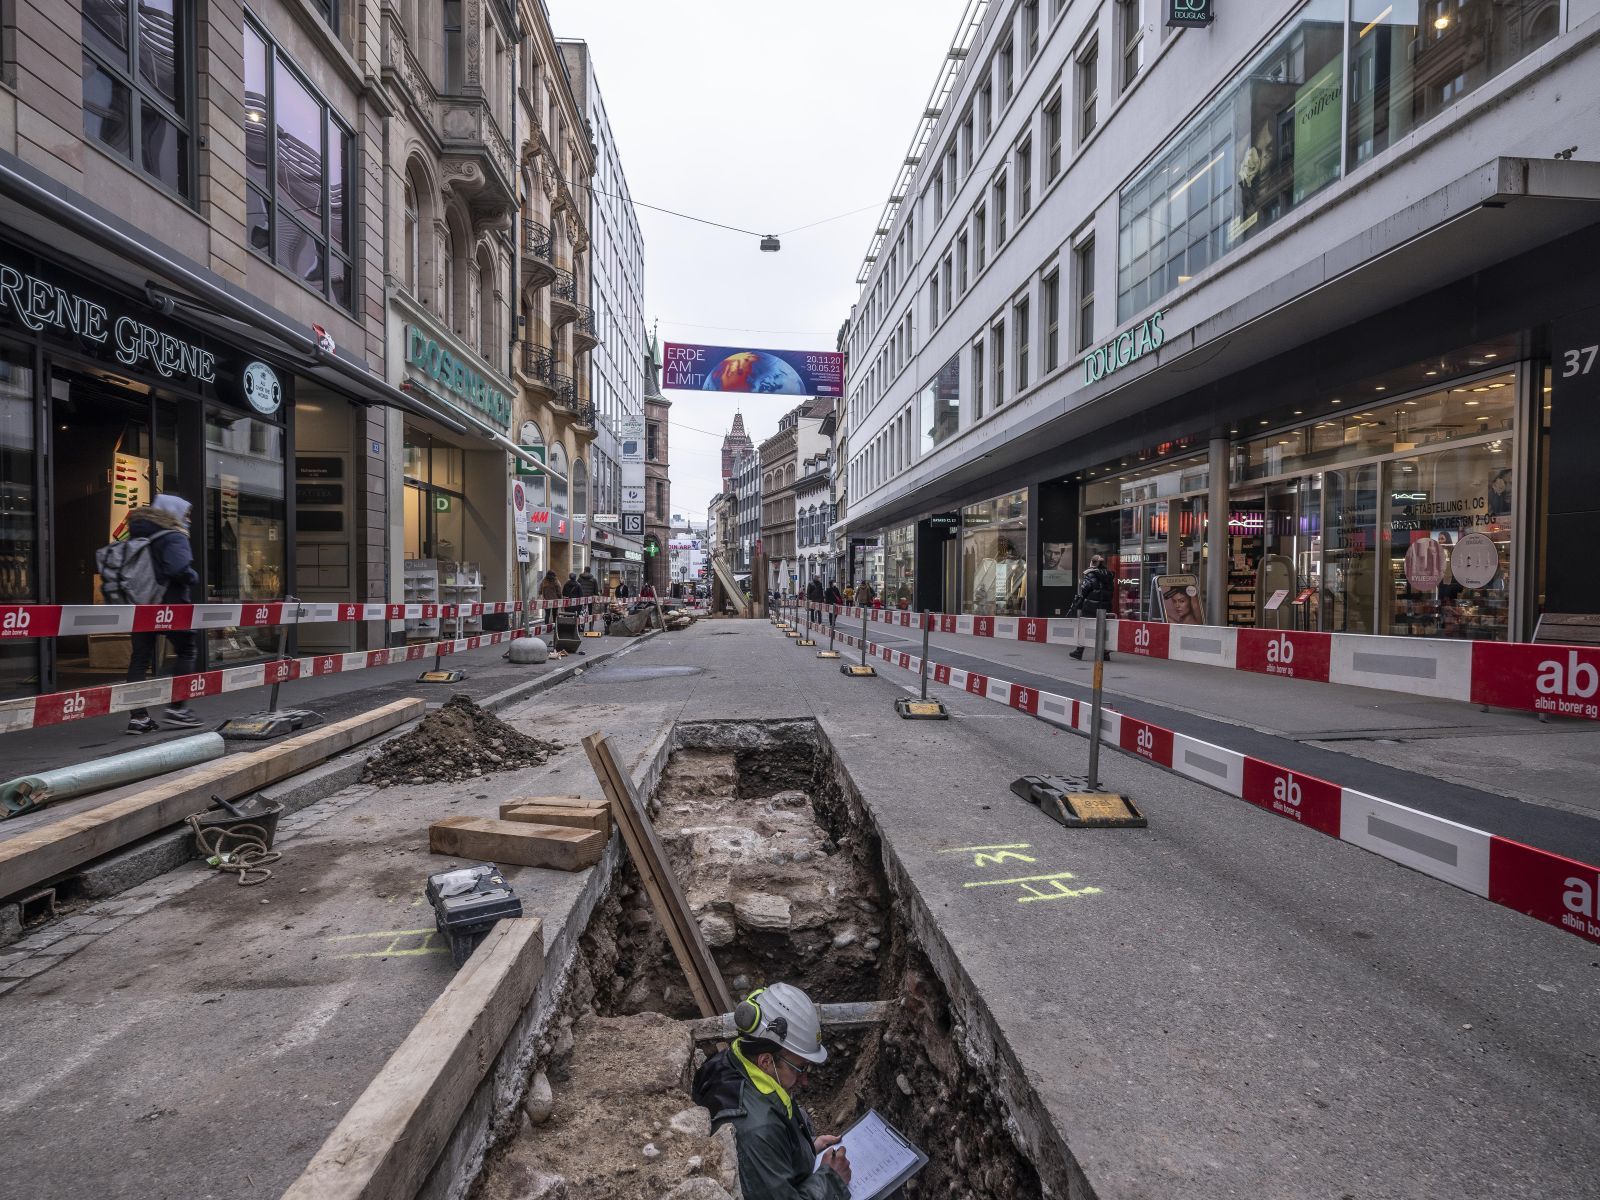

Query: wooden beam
687 1000 894 1042
582 732 732 1018
497 800 610 835
429 816 605 871
280 917 544 1200
0 698 425 898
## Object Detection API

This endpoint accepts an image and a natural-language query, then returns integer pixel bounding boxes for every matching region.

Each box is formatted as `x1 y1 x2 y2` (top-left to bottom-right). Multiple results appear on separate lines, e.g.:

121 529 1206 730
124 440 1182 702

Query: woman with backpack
1067 554 1115 661
103 494 203 733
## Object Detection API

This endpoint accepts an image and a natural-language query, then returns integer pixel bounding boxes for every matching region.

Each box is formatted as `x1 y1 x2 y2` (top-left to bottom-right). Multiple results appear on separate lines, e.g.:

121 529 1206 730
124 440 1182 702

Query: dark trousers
126 628 198 718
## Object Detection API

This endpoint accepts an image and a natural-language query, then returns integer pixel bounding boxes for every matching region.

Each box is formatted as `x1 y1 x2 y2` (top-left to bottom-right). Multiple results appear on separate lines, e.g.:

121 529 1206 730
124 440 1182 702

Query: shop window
83 0 193 199
1348 0 1558 169
0 344 35 697
1324 464 1379 633
205 413 285 660
1121 1 1348 320
243 19 356 310
919 352 962 455
961 489 1028 615
885 523 916 609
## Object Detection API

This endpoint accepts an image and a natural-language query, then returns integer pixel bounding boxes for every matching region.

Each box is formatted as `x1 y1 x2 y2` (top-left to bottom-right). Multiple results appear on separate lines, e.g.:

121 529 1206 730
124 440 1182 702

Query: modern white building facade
560 39 647 590
842 0 1599 643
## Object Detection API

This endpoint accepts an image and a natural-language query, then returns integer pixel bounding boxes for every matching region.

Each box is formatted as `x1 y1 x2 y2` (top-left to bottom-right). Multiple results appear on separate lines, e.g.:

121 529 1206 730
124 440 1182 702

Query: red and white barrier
793 602 1600 723
811 618 1600 949
0 596 599 639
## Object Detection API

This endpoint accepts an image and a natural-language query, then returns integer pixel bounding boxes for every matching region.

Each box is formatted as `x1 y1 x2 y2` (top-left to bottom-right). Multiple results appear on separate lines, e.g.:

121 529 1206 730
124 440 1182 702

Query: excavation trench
476 720 1049 1200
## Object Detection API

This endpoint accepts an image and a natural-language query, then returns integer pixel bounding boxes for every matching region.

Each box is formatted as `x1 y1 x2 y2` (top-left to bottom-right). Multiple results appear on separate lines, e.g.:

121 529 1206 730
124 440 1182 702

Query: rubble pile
359 693 559 786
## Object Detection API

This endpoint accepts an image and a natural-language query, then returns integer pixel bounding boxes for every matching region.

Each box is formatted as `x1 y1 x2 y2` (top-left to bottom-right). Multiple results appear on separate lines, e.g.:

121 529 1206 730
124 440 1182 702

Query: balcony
552 372 576 407
520 343 556 396
572 303 599 352
550 268 579 326
521 221 555 289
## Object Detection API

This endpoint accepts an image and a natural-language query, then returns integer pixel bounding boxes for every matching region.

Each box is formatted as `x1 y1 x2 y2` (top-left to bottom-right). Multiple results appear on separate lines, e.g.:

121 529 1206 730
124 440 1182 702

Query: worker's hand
812 1134 840 1153
820 1145 851 1185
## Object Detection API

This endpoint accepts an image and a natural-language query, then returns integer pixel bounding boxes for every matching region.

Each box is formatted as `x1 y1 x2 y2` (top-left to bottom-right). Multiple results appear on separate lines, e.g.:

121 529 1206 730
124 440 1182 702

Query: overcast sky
546 0 971 525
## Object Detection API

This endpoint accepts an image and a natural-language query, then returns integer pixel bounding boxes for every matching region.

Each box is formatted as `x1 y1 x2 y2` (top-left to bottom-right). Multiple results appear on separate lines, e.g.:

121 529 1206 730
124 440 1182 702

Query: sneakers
1068 648 1084 660
126 716 159 735
162 707 204 729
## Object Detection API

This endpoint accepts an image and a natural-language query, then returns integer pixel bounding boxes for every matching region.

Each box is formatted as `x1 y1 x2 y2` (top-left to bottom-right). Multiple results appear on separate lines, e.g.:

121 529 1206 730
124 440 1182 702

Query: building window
932 171 944 220
928 274 939 326
1118 0 1145 93
961 114 974 173
992 175 1007 245
1075 237 1095 353
957 233 969 292
655 479 667 518
1043 272 1060 372
991 321 1005 406
973 206 986 271
244 20 356 310
920 352 962 453
972 339 985 419
999 38 1014 102
443 0 464 93
647 421 659 461
1016 139 1032 217
82 0 193 199
1076 38 1099 146
310 0 337 27
400 177 419 292
1043 92 1062 181
1022 0 1040 63
978 77 992 140
941 254 953 315
1014 297 1030 391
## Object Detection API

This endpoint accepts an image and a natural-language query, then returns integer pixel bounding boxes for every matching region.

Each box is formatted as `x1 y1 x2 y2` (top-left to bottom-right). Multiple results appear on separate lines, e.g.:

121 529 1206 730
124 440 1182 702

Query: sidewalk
1 621 1594 1199
0 629 622 780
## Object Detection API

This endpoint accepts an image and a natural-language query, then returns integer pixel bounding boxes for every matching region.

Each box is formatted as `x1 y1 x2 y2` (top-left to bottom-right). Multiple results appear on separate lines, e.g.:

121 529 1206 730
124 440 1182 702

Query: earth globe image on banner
701 350 806 395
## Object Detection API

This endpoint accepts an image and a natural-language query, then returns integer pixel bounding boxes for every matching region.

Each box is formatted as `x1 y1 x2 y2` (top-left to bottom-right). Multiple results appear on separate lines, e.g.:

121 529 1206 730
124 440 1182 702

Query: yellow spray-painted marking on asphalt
942 844 1103 905
326 928 447 959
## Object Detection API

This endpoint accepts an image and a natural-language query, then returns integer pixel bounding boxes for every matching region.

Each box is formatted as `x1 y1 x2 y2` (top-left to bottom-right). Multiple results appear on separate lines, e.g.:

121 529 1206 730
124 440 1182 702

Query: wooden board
582 732 732 1018
281 917 544 1200
498 801 610 835
0 698 426 899
429 815 605 871
499 795 603 810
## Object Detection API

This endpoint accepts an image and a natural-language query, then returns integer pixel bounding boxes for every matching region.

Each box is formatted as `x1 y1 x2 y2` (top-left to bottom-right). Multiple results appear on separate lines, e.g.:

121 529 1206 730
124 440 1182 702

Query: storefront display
885 524 915 608
962 488 1027 615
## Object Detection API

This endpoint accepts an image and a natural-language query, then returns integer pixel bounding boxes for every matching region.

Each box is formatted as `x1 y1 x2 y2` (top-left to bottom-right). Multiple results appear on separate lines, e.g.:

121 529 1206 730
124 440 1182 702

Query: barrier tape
802 616 1600 949
0 595 603 639
781 601 1600 723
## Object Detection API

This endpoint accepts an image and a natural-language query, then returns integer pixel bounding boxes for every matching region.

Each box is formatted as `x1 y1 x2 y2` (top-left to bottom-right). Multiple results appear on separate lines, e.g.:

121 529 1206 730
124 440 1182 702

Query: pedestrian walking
806 576 824 626
843 583 855 607
561 572 583 599
102 494 203 733
616 580 631 601
855 579 875 609
824 579 842 628
1068 553 1115 661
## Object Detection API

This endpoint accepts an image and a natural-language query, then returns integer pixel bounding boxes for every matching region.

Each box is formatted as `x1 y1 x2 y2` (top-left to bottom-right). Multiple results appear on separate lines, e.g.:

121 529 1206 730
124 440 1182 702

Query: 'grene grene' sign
1082 310 1165 386
405 324 512 429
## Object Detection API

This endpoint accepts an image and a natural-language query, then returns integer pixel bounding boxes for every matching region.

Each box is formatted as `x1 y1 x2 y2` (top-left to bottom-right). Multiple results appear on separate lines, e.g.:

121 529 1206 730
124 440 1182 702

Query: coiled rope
186 815 281 886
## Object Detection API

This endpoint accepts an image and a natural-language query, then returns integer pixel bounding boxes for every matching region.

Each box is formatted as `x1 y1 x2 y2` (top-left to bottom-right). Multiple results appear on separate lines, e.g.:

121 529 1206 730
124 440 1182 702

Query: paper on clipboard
814 1108 928 1200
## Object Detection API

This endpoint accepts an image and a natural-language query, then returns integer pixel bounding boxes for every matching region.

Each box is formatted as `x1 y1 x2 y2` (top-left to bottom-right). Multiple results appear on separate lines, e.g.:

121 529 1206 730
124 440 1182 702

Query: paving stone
34 935 98 957
0 954 58 979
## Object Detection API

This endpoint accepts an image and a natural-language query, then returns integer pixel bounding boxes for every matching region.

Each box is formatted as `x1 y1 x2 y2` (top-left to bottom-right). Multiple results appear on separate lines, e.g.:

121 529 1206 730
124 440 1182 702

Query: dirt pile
360 693 559 786
480 1012 737 1200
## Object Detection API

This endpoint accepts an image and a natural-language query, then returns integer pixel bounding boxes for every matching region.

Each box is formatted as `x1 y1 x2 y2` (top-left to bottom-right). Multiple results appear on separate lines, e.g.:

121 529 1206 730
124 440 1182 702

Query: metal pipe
2 733 226 819
1087 611 1107 790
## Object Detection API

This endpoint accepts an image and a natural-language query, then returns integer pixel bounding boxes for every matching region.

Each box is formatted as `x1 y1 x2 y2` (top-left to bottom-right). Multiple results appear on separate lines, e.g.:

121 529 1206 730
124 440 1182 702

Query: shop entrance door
50 369 194 694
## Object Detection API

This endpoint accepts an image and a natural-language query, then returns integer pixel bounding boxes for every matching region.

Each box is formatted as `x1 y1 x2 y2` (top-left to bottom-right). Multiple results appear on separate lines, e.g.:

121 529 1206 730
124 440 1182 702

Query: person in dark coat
806 576 824 626
561 572 583 599
1068 553 1115 661
823 579 842 628
123 494 202 733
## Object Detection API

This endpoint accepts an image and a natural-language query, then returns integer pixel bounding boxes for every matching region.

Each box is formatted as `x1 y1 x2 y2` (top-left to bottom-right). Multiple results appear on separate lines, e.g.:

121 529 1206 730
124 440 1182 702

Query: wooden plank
687 1000 892 1042
281 917 544 1200
498 802 610 835
0 698 425 898
498 795 604 810
429 815 604 871
582 732 732 1017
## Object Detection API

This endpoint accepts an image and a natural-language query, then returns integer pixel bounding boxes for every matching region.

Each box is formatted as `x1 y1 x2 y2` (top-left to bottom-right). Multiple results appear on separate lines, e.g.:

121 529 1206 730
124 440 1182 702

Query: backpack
96 533 172 605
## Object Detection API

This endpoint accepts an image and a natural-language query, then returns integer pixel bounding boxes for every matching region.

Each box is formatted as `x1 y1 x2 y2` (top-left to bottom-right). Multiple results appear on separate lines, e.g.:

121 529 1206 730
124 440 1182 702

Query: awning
0 150 536 466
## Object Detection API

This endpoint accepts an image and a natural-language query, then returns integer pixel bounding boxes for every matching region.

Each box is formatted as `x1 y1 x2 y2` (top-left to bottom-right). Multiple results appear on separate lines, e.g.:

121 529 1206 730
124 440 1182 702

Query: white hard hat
735 982 828 1065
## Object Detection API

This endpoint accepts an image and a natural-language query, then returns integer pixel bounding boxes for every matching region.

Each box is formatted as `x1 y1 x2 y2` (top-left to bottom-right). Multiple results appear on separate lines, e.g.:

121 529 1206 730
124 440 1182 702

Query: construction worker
692 983 850 1199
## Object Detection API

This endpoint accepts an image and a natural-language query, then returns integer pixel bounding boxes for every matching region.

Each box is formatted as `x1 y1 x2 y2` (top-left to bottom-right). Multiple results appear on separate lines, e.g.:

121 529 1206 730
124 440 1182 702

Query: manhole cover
589 665 704 682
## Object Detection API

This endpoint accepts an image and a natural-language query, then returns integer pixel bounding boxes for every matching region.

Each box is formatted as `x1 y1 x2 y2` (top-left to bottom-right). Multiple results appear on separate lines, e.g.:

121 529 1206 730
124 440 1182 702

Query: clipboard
814 1107 929 1200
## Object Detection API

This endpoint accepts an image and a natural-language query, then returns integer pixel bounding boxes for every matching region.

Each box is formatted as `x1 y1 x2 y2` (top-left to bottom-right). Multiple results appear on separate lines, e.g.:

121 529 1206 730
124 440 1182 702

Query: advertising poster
512 480 530 564
619 414 645 531
662 342 844 397
1153 573 1206 625
1042 542 1075 588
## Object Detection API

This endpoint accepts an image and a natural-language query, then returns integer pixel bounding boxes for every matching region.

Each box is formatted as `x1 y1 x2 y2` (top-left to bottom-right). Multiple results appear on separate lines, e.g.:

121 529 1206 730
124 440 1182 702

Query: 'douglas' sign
1081 310 1165 386
1167 0 1214 27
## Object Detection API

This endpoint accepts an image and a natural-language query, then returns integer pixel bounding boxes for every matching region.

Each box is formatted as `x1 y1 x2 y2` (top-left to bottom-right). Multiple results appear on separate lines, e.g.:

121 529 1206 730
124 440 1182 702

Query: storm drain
475 719 1049 1200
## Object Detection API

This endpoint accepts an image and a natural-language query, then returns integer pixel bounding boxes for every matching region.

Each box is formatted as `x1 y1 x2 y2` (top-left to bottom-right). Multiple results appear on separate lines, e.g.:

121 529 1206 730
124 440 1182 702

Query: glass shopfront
1082 453 1209 621
962 488 1028 615
884 523 916 608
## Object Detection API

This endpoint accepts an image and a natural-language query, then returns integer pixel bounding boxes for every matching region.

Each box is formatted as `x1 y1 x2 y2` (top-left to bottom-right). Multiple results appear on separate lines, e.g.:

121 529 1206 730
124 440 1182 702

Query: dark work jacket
806 580 824 603
126 507 197 603
561 578 583 599
1072 567 1114 617
578 571 600 596
692 1046 848 1200
824 585 842 607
